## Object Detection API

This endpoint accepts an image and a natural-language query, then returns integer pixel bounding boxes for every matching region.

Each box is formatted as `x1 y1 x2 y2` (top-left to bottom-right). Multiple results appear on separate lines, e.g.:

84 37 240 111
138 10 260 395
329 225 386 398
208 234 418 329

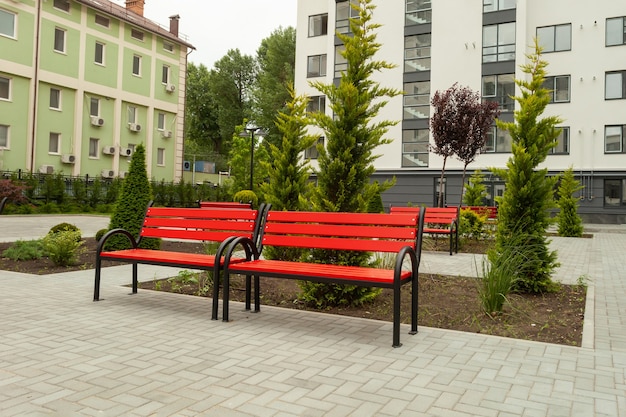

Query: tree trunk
438 157 447 207
459 163 468 208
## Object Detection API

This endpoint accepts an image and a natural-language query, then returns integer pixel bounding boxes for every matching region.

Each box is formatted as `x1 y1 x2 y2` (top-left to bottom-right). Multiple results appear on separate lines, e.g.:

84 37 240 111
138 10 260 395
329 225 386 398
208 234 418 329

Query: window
0 124 8 148
49 133 60 154
95 42 105 65
307 54 327 78
162 65 170 84
50 88 61 110
537 24 571 53
483 22 515 63
90 97 100 116
131 28 144 41
157 112 165 130
95 14 110 28
543 75 571 103
54 27 66 53
483 0 515 12
0 76 9 100
605 125 625 153
550 127 569 154
405 34 431 72
606 17 626 46
482 74 515 111
53 0 70 13
406 0 432 25
336 0 359 34
0 9 16 38
402 129 429 167
89 138 99 158
403 81 430 120
605 71 626 100
334 46 347 78
157 148 165 166
305 137 324 159
309 14 328 37
485 126 512 152
128 106 137 124
307 96 326 114
132 55 141 76
163 41 174 52
604 179 626 207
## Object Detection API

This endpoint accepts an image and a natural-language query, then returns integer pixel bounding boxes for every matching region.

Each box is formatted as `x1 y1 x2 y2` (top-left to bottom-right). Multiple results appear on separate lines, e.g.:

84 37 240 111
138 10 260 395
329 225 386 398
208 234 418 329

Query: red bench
462 205 497 220
93 203 267 308
217 208 426 348
391 206 458 255
198 201 252 209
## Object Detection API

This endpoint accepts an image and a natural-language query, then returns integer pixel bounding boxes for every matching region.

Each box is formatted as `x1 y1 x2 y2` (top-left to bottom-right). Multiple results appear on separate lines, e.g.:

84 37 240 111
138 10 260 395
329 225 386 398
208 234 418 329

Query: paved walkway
0 215 625 416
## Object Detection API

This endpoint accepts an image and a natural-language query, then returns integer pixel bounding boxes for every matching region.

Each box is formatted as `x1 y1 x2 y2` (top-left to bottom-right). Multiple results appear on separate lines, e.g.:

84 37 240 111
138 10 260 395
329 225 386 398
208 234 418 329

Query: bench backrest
260 209 425 254
199 201 252 209
391 206 458 225
140 205 263 243
462 205 497 219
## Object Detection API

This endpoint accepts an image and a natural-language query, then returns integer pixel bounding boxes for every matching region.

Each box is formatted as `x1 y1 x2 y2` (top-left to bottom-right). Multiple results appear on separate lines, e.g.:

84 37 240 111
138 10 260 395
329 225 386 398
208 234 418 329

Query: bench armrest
96 228 138 254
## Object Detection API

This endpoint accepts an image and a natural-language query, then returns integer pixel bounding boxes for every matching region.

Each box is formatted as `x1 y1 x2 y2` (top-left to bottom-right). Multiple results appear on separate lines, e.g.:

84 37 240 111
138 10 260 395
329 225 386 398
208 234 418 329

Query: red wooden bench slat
143 217 256 232
262 235 415 253
147 207 258 220
264 222 417 240
267 210 418 226
99 249 245 267
199 201 252 209
141 229 252 241
390 206 458 255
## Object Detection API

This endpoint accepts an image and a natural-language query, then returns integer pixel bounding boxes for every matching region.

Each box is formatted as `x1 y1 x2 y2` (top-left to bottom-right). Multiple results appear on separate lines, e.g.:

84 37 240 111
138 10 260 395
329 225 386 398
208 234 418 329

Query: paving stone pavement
0 216 625 416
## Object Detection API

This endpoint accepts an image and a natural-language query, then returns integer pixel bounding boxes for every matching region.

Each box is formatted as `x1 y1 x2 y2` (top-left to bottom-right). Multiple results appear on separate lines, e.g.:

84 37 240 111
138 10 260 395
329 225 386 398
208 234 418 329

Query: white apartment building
295 0 626 223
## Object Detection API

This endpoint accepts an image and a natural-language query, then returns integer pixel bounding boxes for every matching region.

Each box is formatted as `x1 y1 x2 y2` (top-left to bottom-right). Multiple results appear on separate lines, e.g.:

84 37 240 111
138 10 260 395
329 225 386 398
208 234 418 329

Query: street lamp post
240 123 265 191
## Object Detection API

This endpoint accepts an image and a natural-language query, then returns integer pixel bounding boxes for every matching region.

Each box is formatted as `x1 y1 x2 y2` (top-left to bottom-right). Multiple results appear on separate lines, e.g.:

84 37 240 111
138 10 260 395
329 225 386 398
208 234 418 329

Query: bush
0 179 30 205
459 209 487 241
2 240 45 261
49 222 81 239
95 228 108 242
232 190 258 207
42 230 85 266
556 167 584 237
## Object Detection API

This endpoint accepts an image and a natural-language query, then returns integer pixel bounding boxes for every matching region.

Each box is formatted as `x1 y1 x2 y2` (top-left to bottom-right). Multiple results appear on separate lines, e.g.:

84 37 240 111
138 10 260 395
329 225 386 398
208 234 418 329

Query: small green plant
556 167 584 237
2 239 45 261
459 209 487 241
95 228 108 242
463 170 488 206
49 222 82 241
232 190 258 207
42 230 85 266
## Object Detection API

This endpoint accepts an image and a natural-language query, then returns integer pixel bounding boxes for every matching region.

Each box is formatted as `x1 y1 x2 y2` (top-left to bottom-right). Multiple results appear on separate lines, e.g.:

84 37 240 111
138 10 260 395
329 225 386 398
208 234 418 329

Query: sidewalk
0 215 625 416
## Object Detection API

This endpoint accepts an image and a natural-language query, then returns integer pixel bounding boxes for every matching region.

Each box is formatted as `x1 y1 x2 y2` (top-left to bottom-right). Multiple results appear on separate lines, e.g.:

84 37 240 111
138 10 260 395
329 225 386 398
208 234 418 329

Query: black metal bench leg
410 275 418 336
211 272 220 320
245 275 252 311
392 283 402 348
131 262 138 294
222 272 230 322
94 259 102 301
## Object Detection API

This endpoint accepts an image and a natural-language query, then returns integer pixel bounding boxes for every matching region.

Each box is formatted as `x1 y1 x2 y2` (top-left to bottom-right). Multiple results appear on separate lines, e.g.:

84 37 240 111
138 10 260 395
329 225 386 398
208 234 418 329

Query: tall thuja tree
430 84 477 207
106 144 160 250
556 167 584 237
259 85 317 261
309 0 400 213
303 0 401 308
463 170 487 206
491 41 561 293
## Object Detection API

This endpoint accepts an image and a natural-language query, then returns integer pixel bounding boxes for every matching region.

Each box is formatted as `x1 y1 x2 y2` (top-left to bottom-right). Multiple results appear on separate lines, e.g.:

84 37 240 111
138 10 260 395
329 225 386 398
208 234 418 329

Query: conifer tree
463 170 487 206
302 0 400 307
491 40 561 293
556 167 584 237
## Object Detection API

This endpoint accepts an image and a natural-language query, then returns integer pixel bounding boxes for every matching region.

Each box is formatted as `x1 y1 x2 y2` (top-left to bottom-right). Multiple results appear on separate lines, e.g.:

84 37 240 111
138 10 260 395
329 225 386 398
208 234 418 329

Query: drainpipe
30 0 43 172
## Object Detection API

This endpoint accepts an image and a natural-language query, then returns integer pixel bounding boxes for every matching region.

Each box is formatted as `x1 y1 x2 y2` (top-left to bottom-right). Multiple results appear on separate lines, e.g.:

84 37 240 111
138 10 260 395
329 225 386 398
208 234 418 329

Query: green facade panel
39 19 80 78
43 0 82 25
81 93 117 178
0 3 35 67
85 7 121 36
122 48 151 95
84 34 119 88
0 73 31 170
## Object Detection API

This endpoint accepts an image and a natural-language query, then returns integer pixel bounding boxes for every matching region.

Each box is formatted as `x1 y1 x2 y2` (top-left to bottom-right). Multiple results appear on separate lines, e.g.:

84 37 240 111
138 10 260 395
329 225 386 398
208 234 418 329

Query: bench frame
217 208 426 348
93 202 267 303
391 206 458 255
198 201 252 209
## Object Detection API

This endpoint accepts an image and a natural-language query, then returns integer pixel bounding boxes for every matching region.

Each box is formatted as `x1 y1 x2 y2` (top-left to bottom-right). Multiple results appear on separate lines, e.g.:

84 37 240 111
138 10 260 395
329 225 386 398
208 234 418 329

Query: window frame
403 81 430 120
484 126 513 153
606 17 626 46
128 106 137 124
132 54 142 76
304 136 324 160
0 76 10 100
157 112 166 130
157 148 165 166
163 41 174 53
49 132 61 154
605 71 626 100
53 0 70 13
604 179 626 207
543 75 571 103
549 127 570 155
49 87 61 110
308 13 328 37
130 28 144 41
482 73 515 111
89 137 99 158
95 14 109 28
0 124 9 149
482 22 516 63
95 41 105 65
54 27 66 53
0 8 17 39
604 125 625 153
90 97 100 117
307 54 327 78
404 33 431 73
405 0 432 26
162 65 170 84
483 0 515 13
401 129 429 168
537 23 572 53
307 96 326 114
336 0 359 34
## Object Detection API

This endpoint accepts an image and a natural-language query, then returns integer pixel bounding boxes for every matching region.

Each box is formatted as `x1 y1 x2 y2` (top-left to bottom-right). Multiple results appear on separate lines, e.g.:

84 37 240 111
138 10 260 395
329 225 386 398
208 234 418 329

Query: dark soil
0 238 586 346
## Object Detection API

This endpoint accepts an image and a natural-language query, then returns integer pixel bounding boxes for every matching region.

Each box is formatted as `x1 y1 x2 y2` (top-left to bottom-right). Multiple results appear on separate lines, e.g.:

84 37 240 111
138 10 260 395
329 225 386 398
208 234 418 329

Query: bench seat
98 249 246 269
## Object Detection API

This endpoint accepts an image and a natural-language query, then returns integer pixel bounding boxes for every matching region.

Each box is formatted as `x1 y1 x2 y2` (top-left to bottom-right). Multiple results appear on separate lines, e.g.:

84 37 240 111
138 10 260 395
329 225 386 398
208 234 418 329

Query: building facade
0 0 193 182
295 0 626 223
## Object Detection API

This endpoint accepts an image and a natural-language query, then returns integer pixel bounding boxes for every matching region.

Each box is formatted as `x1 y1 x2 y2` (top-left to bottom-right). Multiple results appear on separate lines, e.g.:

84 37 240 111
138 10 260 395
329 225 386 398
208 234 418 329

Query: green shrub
459 209 486 241
49 222 81 239
232 190 258 207
42 230 85 266
556 167 584 237
2 240 45 261
463 171 487 206
95 228 108 242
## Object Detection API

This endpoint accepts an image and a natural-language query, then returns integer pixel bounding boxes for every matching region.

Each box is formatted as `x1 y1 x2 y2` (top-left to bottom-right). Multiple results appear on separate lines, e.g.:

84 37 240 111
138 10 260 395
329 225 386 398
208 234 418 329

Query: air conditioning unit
183 161 191 171
162 130 172 138
129 123 142 132
39 165 54 174
61 154 76 164
120 171 128 179
165 84 176 93
119 147 133 157
90 116 105 127
102 145 116 155
101 169 115 178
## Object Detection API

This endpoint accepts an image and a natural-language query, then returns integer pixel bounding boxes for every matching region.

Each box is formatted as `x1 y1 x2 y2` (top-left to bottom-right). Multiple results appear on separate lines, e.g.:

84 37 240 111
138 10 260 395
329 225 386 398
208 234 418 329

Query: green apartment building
0 0 193 181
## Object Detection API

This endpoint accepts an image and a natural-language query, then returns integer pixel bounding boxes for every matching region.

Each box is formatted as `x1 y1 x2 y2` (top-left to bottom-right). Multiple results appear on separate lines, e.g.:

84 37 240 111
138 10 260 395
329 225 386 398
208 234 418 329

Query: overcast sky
125 0 298 68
